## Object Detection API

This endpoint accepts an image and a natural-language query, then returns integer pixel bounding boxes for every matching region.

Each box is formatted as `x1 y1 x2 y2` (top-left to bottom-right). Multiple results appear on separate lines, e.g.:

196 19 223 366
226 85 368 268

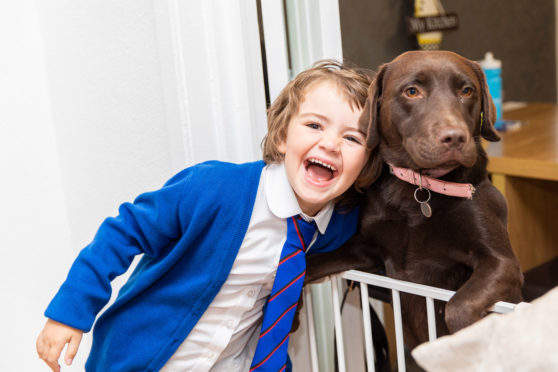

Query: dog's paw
444 301 484 333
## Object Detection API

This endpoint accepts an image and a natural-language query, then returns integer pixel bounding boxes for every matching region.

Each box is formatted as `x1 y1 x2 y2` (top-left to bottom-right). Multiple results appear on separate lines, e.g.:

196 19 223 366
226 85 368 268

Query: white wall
35 0 176 250
0 2 77 370
1 0 266 370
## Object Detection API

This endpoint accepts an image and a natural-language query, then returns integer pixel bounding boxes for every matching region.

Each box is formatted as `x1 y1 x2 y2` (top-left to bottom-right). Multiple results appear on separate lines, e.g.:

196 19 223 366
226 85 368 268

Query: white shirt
161 163 333 371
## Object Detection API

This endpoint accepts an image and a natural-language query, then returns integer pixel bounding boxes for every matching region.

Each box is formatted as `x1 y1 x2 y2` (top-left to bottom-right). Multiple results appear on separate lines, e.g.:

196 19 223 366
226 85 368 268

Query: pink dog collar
389 164 476 199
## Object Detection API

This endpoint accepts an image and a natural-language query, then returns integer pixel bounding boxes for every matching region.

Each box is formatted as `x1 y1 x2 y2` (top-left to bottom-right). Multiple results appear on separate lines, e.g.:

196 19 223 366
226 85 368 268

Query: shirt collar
264 163 334 235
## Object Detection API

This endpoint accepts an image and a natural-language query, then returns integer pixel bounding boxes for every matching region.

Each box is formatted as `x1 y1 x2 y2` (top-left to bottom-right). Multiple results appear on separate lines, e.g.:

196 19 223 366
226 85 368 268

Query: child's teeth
310 158 336 172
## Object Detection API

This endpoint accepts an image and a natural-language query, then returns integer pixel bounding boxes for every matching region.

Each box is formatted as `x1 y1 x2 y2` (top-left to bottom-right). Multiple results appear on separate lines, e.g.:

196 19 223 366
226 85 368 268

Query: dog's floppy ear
470 61 500 142
354 64 388 189
361 64 387 150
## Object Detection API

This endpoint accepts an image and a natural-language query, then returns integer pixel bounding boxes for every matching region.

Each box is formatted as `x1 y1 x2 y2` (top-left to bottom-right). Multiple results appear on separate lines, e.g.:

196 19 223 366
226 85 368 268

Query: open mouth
305 158 339 183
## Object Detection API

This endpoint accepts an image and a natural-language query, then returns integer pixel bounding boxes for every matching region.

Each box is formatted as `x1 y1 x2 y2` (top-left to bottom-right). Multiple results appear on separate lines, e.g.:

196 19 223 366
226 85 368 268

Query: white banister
391 289 406 372
331 277 346 372
426 297 437 341
309 270 520 371
360 283 376 372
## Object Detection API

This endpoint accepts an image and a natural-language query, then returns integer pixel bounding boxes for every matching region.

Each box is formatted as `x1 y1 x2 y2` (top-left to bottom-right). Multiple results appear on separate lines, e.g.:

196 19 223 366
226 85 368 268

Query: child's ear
277 139 286 154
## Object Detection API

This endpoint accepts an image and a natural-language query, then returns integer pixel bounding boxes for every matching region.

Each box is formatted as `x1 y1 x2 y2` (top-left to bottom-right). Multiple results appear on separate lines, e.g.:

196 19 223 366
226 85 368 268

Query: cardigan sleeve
45 167 197 332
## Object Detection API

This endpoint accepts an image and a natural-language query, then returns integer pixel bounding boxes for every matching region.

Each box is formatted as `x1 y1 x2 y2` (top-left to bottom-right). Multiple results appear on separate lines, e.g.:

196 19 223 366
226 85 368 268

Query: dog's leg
292 236 383 333
306 234 383 284
445 256 523 332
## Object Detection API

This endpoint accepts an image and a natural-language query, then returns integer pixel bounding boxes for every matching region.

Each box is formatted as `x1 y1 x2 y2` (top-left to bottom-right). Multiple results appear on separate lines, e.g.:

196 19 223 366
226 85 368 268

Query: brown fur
305 51 523 348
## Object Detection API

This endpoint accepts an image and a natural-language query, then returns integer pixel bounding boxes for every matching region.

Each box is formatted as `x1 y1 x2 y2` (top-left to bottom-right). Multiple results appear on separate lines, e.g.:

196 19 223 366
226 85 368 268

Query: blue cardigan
45 160 359 371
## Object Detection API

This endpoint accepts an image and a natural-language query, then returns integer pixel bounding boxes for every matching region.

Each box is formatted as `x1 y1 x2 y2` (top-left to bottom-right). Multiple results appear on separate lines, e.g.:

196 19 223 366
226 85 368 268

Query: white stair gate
304 270 518 372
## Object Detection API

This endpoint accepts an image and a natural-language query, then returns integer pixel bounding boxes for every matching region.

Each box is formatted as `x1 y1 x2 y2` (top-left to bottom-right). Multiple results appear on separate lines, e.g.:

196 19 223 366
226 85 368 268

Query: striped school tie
250 216 316 371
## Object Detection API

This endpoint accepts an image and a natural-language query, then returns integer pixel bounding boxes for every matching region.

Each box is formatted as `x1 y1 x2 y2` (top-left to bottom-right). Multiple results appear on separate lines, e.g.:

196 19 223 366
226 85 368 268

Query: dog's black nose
439 128 466 149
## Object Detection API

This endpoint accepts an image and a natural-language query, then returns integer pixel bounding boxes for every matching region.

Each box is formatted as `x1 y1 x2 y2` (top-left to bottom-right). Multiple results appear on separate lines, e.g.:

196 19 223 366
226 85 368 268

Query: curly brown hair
261 60 378 209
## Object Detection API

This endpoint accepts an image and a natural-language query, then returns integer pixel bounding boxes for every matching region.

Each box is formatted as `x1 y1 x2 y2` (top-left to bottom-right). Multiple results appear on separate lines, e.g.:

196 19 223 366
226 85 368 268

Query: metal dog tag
420 202 432 218
414 187 432 218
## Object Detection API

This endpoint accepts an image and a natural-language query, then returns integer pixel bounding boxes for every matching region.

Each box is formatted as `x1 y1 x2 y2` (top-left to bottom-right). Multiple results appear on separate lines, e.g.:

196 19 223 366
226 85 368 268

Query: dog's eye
461 87 473 97
404 87 420 98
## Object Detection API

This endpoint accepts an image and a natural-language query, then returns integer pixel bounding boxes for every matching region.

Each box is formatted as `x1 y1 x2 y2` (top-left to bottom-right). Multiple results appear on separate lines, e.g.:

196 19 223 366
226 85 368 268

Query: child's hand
36 319 83 372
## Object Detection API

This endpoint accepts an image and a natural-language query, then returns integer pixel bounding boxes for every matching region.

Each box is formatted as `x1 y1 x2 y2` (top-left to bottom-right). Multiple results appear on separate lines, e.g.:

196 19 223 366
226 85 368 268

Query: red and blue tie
250 216 316 371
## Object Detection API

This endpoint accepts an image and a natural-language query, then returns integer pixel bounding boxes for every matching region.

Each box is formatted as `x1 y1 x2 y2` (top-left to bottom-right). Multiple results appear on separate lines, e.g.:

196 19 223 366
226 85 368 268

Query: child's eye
307 123 321 130
345 135 362 145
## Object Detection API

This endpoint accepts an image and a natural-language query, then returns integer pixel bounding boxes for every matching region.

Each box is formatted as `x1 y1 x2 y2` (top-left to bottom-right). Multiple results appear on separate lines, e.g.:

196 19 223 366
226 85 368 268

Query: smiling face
278 81 369 216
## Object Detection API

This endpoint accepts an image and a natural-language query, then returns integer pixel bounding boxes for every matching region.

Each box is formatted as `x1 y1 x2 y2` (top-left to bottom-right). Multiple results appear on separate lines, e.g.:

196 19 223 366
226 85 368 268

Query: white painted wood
392 289 407 372
154 0 267 169
282 2 345 370
285 0 344 75
308 270 521 371
260 0 290 103
426 297 438 341
305 289 321 372
331 277 347 372
343 270 520 314
361 284 376 372
314 0 344 62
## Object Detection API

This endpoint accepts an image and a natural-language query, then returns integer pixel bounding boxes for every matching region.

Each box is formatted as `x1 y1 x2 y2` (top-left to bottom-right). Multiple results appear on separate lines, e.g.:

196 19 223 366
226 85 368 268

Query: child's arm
41 168 198 359
36 319 83 372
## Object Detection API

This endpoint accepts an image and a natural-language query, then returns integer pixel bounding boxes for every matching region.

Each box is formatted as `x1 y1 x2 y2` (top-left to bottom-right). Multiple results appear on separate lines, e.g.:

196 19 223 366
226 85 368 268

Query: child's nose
318 132 341 152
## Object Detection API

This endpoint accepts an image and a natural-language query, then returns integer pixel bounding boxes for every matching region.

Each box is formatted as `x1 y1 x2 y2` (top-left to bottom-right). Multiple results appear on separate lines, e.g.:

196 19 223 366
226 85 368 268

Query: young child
36 60 376 371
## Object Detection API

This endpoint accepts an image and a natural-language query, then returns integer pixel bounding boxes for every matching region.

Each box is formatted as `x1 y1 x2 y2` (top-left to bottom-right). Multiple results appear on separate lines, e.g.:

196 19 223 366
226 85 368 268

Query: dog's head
361 50 499 174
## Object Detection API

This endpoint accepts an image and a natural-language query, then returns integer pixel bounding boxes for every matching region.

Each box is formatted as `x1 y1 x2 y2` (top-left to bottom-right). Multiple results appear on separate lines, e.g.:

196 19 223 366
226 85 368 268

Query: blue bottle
480 52 504 130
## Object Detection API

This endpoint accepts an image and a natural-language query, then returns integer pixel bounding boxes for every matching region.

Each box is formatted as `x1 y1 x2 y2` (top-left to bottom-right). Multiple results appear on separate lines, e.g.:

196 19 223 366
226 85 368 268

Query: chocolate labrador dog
305 51 524 348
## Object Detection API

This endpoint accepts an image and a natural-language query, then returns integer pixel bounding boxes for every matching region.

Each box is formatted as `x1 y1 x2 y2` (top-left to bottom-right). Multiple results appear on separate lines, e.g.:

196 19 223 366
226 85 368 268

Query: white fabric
162 163 333 371
412 286 558 372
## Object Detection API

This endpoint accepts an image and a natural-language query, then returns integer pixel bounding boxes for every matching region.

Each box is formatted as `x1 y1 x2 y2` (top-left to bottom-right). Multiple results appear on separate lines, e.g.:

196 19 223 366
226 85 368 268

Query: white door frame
154 0 268 169
261 2 346 371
